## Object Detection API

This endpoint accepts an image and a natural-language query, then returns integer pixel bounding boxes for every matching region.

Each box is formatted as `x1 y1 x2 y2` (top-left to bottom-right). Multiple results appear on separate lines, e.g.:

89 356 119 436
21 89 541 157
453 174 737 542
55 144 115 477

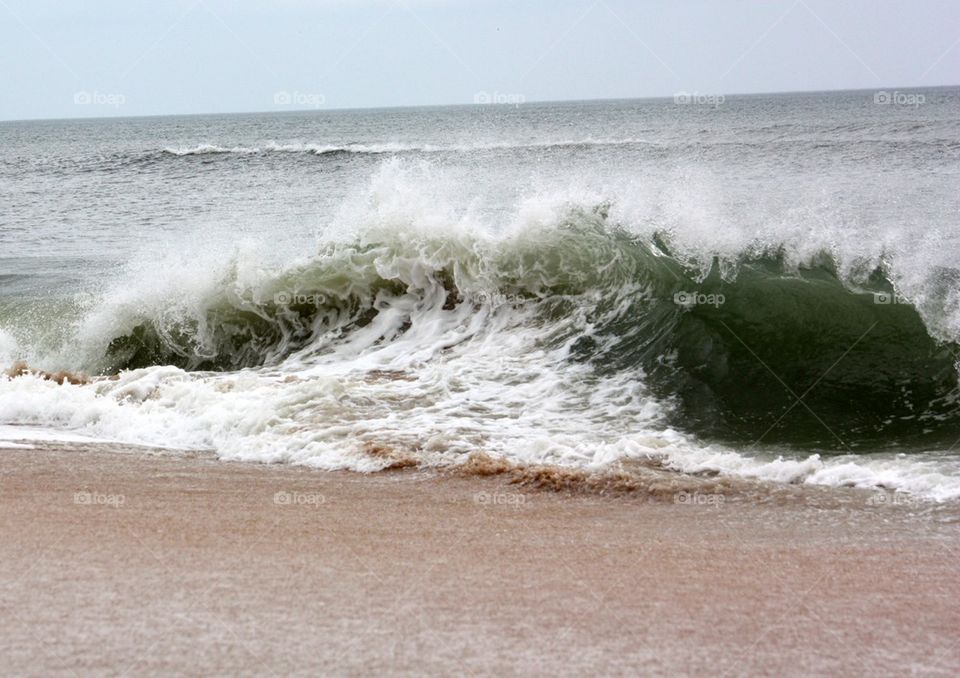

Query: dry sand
1 443 958 676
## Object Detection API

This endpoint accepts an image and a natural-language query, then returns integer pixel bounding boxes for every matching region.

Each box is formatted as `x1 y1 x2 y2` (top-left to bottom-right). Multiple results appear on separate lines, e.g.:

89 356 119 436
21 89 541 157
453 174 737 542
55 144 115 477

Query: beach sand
1 443 958 676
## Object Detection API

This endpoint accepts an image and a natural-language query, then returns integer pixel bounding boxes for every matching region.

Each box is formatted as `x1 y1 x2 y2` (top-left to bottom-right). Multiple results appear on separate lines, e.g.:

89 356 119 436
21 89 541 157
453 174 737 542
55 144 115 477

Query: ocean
2 87 959 500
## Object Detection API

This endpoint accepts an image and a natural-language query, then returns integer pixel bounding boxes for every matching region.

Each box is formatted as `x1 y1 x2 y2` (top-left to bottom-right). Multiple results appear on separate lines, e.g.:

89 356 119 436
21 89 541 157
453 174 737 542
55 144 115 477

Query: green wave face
13 212 960 451
590 259 960 449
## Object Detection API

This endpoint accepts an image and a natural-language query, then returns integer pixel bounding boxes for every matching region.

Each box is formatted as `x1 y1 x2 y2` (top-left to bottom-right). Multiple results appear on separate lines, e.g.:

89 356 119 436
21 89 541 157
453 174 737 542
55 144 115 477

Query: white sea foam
0 440 35 449
658 446 960 502
0 329 17 366
2 364 959 500
0 424 104 445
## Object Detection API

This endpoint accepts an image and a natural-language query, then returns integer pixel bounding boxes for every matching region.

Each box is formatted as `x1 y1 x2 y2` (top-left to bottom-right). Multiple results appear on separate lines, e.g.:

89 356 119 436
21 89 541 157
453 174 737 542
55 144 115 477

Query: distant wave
159 136 959 160
161 143 261 156
161 137 653 157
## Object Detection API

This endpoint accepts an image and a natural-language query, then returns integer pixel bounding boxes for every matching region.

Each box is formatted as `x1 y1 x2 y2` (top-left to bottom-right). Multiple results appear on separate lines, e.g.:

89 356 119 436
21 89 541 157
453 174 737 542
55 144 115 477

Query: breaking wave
7 210 960 446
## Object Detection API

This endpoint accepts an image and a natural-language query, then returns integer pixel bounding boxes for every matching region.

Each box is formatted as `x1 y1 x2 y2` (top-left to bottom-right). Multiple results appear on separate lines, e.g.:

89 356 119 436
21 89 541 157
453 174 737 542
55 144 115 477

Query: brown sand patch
454 452 663 495
4 360 91 385
362 442 420 470
455 451 515 476
454 452 779 502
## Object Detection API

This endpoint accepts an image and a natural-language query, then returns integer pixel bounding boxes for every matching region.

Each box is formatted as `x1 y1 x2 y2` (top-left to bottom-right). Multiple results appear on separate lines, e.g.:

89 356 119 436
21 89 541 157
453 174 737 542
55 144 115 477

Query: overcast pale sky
1 0 957 120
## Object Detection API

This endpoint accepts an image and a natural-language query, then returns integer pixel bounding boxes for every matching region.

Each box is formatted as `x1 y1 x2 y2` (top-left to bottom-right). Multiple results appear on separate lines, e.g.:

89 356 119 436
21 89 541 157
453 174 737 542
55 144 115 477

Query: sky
0 0 957 120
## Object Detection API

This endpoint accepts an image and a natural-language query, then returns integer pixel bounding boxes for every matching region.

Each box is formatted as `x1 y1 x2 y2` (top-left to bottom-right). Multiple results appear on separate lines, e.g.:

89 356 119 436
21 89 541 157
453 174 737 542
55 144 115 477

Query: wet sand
1 444 958 676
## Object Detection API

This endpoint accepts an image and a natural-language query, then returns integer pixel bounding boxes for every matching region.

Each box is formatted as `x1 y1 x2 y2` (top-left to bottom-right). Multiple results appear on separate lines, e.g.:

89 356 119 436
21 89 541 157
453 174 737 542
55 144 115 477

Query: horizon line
1 83 956 124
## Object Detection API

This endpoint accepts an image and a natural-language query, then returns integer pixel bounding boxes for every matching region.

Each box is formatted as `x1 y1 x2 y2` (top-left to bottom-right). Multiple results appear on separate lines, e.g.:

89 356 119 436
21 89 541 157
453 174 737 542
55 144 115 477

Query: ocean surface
2 88 960 500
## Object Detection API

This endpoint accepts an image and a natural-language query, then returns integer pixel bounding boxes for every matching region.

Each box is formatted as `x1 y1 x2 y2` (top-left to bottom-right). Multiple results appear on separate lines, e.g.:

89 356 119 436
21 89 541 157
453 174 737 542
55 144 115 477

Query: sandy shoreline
1 444 958 676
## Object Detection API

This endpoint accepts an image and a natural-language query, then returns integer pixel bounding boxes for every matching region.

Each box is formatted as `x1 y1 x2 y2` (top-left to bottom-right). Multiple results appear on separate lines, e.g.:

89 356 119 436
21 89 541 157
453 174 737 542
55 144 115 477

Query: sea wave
160 137 653 157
